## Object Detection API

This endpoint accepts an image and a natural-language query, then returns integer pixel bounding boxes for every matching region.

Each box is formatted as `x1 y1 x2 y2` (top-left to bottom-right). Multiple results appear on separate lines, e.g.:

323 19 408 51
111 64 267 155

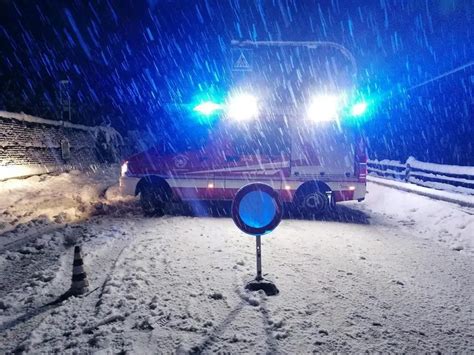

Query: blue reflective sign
238 191 276 230
232 183 283 236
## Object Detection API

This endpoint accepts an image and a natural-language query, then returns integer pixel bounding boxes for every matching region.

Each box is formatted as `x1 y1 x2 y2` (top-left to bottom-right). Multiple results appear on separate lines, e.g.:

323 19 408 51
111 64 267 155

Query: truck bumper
352 183 366 201
328 182 366 202
119 176 140 196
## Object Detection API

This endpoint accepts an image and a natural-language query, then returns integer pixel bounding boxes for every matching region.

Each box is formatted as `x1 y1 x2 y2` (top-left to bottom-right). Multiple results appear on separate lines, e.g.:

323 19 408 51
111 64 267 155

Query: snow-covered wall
0 111 122 180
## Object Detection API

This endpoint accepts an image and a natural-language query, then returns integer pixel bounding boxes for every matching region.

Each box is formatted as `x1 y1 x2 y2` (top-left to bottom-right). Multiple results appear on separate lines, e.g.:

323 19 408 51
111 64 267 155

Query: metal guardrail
367 158 474 194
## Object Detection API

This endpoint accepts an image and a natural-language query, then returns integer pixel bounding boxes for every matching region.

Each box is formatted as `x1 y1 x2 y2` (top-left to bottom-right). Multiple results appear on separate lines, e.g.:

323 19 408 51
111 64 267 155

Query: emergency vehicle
120 41 367 215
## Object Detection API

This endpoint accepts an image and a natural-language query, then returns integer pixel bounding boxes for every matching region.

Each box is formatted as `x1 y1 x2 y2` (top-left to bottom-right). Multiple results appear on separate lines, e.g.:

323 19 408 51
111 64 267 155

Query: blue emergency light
193 101 222 116
350 101 368 116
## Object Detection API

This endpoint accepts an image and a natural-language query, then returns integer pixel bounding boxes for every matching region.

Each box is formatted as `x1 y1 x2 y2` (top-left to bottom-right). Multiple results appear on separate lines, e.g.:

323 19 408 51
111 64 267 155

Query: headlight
121 161 129 176
226 94 259 121
307 94 342 122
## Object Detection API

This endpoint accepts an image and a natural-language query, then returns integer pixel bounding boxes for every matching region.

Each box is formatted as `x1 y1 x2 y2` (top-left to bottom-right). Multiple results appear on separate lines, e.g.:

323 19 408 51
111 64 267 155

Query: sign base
245 278 279 296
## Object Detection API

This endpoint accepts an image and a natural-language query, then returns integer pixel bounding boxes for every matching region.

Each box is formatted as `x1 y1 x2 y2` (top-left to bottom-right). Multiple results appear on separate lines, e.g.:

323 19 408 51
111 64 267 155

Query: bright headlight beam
226 94 259 121
193 101 222 116
351 102 368 116
307 95 340 122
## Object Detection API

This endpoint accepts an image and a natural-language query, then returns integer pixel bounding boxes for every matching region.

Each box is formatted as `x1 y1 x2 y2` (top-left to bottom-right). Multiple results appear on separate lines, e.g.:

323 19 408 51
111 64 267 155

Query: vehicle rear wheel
294 186 330 216
139 182 170 216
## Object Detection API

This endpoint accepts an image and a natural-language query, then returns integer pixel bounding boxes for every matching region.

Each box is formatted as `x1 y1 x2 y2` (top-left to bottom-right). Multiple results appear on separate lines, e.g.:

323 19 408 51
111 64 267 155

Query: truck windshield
225 122 291 156
231 42 354 105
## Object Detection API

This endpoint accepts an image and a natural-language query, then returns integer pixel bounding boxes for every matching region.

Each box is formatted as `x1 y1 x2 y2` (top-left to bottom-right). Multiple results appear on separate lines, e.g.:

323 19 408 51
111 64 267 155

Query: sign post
256 235 262 281
231 183 283 296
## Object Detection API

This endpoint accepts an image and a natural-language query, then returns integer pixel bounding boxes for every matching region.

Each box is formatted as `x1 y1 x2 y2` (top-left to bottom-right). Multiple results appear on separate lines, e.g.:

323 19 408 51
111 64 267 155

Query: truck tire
294 186 330 216
139 182 170 217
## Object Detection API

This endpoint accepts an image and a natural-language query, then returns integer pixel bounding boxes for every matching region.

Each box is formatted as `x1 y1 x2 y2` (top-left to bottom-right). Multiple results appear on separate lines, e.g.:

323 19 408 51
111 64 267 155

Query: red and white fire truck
120 41 367 215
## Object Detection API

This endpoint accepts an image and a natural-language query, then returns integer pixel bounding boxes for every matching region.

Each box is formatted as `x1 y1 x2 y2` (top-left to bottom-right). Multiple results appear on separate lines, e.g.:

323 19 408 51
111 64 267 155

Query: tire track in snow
94 243 129 315
98 217 271 353
1 219 137 353
0 223 65 252
86 221 180 353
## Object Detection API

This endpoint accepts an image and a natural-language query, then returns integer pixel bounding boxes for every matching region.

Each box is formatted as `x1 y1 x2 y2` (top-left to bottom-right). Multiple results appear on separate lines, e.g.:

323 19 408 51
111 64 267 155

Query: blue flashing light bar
193 101 222 116
350 102 368 116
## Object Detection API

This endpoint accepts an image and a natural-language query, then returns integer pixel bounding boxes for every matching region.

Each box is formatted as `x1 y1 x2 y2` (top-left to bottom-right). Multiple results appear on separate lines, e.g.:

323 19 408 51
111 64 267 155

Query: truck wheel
139 182 170 216
294 187 329 216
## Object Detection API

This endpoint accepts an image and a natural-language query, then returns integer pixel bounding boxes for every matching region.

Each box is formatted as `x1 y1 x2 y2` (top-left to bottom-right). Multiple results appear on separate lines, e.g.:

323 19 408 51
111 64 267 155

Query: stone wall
0 111 122 180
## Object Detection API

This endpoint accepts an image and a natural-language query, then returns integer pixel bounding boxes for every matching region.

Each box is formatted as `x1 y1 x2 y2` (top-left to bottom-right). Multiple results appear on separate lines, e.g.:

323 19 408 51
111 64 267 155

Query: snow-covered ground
0 170 473 353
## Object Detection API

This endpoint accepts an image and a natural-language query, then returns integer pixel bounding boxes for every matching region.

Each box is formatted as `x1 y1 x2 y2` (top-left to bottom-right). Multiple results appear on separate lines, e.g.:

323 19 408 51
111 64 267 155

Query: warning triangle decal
234 52 250 69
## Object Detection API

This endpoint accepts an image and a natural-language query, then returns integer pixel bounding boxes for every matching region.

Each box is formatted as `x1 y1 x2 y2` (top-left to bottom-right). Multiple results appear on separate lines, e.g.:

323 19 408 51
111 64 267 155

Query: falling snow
1 0 473 353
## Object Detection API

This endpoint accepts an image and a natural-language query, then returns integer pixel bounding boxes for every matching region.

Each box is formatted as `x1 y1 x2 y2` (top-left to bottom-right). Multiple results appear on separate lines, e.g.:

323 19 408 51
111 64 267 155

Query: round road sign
231 183 283 236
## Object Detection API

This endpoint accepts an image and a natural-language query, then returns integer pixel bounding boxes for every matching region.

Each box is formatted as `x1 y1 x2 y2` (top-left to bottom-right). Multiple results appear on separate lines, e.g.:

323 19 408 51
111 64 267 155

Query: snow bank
364 179 474 253
0 166 122 239
368 175 474 207
409 176 474 196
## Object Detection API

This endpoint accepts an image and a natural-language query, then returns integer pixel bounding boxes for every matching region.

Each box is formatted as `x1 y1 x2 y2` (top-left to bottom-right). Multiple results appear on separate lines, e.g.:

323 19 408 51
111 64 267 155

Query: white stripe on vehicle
184 162 289 175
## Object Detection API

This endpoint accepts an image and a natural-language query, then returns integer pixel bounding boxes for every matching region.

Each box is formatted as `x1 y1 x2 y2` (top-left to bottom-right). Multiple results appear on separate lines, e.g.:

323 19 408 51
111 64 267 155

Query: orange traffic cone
70 245 89 296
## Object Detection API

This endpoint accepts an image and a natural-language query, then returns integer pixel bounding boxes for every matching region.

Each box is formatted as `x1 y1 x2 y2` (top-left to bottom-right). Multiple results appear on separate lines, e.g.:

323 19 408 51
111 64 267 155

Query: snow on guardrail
367 157 474 196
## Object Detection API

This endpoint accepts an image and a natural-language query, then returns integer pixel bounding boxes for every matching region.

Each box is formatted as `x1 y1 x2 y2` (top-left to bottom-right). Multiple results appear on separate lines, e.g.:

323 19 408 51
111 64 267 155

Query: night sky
0 0 473 164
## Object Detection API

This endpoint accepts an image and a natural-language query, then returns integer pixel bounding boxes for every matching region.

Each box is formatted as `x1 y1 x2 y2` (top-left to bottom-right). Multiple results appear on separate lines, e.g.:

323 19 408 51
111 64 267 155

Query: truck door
291 124 355 179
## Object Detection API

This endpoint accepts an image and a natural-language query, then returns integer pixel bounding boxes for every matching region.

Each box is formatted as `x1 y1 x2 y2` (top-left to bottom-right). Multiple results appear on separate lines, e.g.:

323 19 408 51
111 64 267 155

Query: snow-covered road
1 176 473 353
